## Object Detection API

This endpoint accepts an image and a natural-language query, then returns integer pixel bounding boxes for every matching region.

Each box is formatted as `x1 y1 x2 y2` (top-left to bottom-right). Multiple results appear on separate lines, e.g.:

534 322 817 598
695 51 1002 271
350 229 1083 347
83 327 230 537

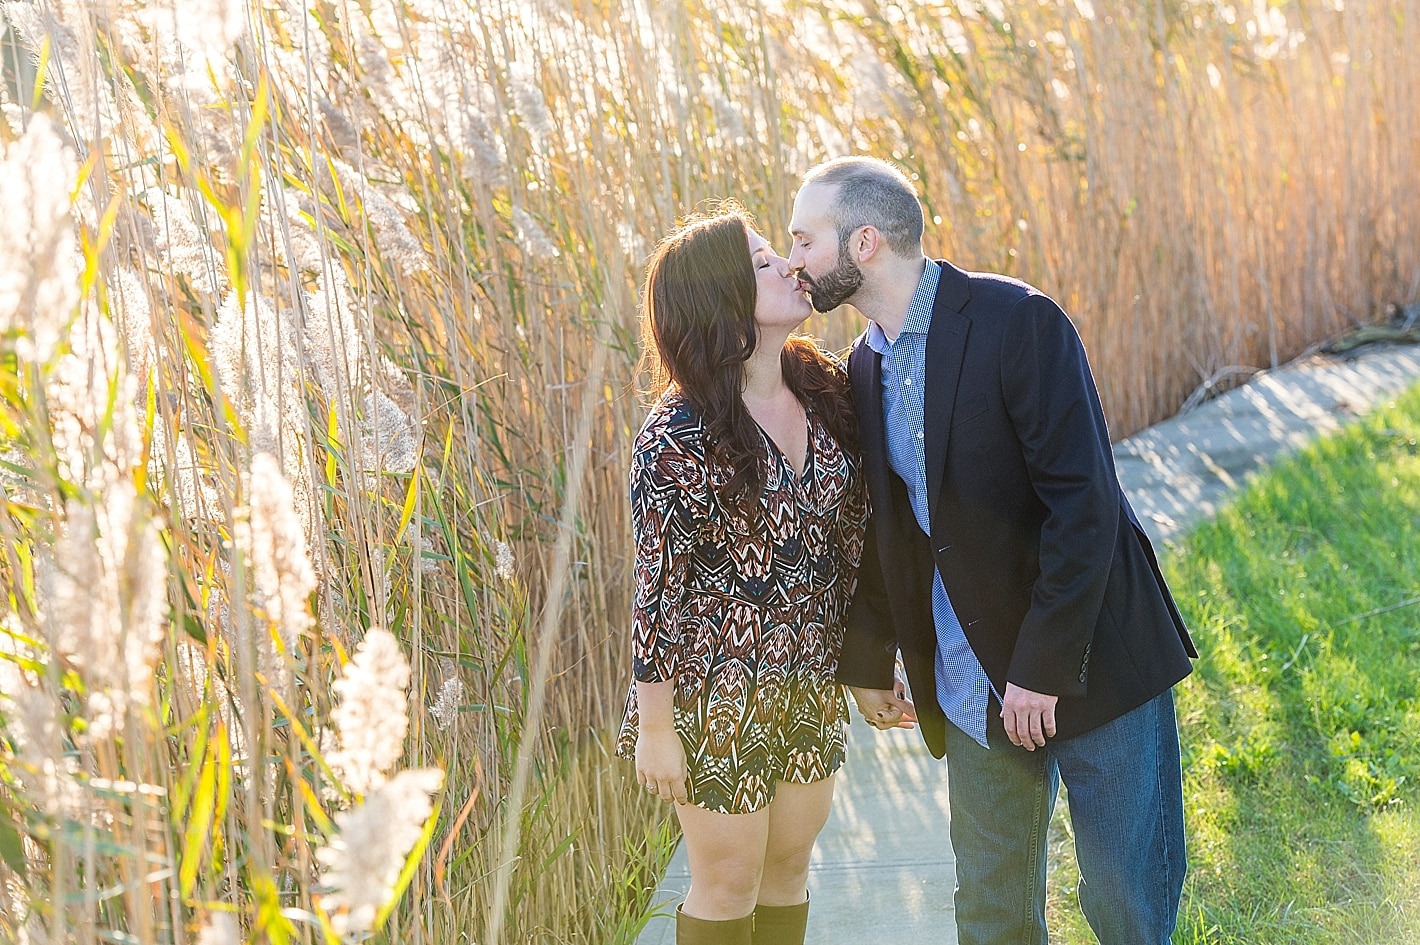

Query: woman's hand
634 679 688 803
635 728 689 804
849 685 918 729
849 664 917 730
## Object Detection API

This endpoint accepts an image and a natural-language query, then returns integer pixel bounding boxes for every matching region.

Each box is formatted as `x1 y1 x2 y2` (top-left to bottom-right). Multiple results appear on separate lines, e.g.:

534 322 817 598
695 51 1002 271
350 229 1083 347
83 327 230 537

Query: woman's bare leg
675 802 770 920
758 775 836 907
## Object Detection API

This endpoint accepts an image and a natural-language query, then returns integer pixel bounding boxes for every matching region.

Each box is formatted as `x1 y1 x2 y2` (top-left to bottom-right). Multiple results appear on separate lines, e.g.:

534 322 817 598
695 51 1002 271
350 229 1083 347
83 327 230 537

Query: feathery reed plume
233 452 317 691
316 767 445 939
0 102 21 135
359 390 419 479
264 0 335 126
209 289 305 458
494 539 515 582
428 663 463 731
305 265 366 399
365 545 393 627
41 491 165 740
261 188 325 275
132 0 248 89
195 912 241 945
1 3 116 146
460 108 507 182
511 206 560 259
149 427 223 524
405 521 438 575
141 188 221 293
45 309 141 486
0 870 52 945
40 305 165 740
315 98 362 159
265 0 334 107
508 70 554 149
326 626 411 797
0 619 84 818
328 160 431 274
302 263 420 484
205 284 322 548
0 114 80 363
107 266 157 388
349 6 424 134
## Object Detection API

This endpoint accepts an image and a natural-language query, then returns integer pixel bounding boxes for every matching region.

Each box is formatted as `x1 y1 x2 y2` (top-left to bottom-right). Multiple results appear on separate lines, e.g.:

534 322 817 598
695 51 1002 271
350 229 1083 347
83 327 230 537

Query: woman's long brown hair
638 203 858 511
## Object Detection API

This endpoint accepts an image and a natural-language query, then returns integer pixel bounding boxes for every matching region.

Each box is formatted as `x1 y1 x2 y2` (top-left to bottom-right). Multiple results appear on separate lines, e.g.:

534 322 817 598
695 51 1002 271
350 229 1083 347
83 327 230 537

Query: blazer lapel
924 263 972 519
849 339 893 519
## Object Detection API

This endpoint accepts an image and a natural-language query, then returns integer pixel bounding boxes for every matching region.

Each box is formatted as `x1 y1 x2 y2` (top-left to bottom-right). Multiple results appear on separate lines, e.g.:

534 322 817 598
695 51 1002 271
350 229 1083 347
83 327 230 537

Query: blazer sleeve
998 293 1119 697
629 428 712 684
836 513 899 690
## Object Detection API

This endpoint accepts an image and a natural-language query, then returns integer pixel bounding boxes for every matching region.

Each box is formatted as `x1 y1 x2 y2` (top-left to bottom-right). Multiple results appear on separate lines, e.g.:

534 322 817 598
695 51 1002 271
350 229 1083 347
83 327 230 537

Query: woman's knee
758 845 811 897
692 857 763 907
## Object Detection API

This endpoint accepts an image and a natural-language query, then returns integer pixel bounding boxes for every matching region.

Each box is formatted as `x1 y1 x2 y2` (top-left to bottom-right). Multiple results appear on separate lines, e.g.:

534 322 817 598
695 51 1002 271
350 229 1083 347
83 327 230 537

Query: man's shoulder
847 328 876 361
955 264 1040 305
935 261 1068 328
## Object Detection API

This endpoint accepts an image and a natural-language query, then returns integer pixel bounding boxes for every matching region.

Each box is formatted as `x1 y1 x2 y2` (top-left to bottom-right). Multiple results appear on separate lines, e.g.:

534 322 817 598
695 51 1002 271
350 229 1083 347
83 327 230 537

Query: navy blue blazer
838 260 1196 756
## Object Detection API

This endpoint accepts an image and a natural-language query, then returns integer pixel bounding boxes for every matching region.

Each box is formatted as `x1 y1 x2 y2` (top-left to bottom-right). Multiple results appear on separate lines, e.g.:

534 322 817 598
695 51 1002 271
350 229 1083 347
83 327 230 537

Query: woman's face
747 228 812 334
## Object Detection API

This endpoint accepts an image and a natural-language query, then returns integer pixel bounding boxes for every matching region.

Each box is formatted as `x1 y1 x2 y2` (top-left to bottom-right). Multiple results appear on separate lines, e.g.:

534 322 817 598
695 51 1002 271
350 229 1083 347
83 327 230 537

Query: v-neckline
757 409 812 480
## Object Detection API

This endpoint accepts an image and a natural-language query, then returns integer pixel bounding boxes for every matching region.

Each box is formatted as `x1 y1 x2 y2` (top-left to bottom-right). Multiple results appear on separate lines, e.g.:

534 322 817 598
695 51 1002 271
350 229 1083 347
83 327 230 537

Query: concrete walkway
1115 343 1420 545
635 341 1420 945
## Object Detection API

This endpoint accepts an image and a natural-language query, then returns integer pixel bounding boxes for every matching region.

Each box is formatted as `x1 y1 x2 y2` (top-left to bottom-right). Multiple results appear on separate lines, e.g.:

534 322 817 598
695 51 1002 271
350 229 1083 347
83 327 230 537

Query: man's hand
1001 682 1058 750
849 683 918 730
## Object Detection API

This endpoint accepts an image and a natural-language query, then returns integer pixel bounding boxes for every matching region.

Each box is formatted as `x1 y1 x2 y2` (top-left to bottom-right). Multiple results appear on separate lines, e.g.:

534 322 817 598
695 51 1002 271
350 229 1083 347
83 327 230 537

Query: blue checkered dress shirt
865 260 996 748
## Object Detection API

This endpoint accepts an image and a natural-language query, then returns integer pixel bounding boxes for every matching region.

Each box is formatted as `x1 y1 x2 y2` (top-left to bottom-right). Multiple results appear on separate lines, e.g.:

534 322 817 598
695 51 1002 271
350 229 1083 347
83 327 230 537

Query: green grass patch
1049 381 1420 943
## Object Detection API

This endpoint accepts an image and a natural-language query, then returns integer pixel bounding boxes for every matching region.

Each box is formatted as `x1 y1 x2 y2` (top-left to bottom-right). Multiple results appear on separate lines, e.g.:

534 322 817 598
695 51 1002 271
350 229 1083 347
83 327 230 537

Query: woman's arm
628 414 710 804
634 680 687 803
629 423 712 685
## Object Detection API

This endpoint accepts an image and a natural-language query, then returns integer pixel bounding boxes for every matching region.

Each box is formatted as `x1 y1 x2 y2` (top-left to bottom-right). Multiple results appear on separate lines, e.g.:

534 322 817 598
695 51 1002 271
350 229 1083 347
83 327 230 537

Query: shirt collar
864 259 940 355
865 320 891 355
902 259 941 336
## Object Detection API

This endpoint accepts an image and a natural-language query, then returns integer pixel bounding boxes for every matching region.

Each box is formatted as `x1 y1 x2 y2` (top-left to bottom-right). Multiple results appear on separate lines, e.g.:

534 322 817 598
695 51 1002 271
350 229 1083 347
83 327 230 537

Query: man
786 156 1198 945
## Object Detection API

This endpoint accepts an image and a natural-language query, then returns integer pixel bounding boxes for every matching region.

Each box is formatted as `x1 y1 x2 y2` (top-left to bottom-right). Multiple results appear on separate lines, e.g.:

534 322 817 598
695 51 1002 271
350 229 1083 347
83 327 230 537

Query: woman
617 205 867 945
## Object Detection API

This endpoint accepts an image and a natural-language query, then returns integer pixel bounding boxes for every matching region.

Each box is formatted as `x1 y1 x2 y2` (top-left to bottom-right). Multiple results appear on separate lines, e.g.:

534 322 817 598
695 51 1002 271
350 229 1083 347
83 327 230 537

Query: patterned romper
616 391 867 815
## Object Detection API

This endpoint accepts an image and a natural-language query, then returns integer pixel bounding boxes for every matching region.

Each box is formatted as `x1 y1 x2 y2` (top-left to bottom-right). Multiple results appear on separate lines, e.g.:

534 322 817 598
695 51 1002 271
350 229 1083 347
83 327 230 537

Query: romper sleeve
629 422 713 683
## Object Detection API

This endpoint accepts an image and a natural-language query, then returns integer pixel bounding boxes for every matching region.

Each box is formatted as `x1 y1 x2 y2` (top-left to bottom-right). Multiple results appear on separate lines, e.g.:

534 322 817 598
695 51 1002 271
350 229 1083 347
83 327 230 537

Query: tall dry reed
0 1 1415 943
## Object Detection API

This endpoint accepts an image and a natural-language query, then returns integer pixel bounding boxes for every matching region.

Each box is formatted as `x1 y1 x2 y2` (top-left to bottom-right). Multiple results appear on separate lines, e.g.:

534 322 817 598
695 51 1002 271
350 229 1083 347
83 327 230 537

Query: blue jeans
942 690 1186 945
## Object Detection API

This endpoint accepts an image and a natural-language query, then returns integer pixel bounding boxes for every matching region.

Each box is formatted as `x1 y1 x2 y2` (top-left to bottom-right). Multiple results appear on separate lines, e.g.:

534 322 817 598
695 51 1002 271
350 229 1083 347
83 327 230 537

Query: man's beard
803 247 864 312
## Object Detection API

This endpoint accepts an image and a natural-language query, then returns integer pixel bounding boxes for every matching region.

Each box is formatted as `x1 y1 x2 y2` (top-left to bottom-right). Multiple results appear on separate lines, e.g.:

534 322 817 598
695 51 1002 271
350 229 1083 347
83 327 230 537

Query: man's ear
854 225 884 263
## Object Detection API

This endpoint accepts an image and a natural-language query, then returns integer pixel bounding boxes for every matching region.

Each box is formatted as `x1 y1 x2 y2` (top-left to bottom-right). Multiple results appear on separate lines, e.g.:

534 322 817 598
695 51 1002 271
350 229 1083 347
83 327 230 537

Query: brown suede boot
675 905 753 944
751 896 809 945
